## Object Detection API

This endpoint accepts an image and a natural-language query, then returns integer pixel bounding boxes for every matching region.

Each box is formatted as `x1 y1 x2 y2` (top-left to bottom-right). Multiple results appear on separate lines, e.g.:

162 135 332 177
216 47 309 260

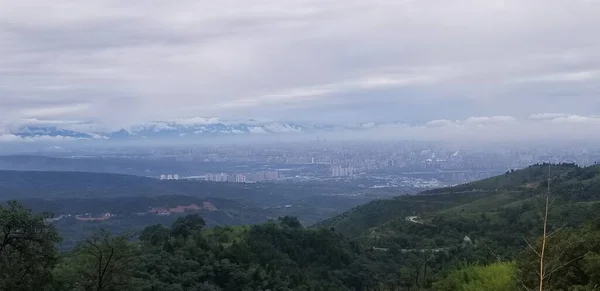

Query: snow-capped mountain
7 120 315 141
13 126 95 139
123 121 305 138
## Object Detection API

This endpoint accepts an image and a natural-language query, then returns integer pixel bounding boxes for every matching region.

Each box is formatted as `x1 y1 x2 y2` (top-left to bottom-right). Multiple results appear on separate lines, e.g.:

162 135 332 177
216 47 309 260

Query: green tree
53 230 139 291
278 216 302 229
170 215 206 239
432 262 516 291
0 201 60 291
139 224 170 246
517 220 600 290
581 252 600 288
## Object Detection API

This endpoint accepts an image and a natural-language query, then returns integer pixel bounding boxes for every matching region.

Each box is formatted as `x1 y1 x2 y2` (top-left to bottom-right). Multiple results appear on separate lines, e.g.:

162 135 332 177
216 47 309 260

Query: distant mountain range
6 120 350 141
14 126 98 139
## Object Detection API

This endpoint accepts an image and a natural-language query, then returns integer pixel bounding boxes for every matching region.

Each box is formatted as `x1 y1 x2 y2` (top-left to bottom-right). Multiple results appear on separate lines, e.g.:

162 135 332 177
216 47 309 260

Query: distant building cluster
206 173 230 182
331 165 355 177
159 174 180 180
205 171 280 183
247 171 280 182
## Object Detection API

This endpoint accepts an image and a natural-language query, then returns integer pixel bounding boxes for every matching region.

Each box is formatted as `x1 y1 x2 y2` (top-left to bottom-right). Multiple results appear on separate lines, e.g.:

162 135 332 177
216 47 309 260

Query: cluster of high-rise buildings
235 174 247 183
159 174 180 180
247 171 280 181
205 171 280 183
331 166 355 177
206 173 229 182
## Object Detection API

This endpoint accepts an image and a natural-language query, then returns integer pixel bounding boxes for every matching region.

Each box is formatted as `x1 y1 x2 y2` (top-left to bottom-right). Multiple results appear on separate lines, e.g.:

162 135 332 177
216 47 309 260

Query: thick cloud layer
1 0 599 133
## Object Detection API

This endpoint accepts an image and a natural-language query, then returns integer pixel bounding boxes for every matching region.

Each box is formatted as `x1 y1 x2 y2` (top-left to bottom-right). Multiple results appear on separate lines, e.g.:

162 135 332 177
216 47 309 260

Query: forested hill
0 170 380 240
4 163 600 290
0 170 277 199
422 162 580 194
0 155 237 177
308 163 600 289
317 163 600 238
0 170 168 199
0 170 354 206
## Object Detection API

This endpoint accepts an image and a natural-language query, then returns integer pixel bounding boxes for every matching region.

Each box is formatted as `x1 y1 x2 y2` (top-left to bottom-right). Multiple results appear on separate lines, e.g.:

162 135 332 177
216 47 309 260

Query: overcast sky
1 0 600 139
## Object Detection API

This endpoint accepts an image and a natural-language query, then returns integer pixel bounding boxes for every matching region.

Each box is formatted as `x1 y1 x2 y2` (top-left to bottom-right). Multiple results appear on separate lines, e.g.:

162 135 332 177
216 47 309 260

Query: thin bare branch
538 165 551 291
524 238 541 257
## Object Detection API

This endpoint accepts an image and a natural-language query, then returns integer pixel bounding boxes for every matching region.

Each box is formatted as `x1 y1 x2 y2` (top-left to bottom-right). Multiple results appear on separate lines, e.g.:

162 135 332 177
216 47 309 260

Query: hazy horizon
1 0 599 145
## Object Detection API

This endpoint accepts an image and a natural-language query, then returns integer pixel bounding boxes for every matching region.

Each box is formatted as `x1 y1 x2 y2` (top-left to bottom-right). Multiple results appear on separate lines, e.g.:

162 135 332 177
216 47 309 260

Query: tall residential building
331 166 355 177
236 174 246 183
219 173 228 182
206 173 229 182
332 166 339 177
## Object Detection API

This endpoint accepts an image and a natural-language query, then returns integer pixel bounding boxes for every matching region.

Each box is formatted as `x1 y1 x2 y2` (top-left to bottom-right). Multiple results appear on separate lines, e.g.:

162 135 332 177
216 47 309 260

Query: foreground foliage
432 262 517 291
0 201 60 291
3 201 600 290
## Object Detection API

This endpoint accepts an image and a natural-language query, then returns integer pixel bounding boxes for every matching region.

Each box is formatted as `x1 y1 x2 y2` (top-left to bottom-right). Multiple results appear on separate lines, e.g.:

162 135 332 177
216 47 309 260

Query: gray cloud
1 0 599 130
344 114 600 144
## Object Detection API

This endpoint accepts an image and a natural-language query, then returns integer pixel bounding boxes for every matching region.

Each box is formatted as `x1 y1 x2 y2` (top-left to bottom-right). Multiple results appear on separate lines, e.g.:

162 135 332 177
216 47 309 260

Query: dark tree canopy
170 214 206 238
52 230 139 291
0 201 60 291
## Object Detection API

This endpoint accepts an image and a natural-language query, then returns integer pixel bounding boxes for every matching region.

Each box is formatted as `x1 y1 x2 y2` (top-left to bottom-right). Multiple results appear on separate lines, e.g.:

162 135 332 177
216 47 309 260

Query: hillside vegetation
319 163 600 239
4 163 600 290
0 170 294 201
18 195 272 250
422 163 578 194
0 170 378 207
0 170 386 249
313 163 600 289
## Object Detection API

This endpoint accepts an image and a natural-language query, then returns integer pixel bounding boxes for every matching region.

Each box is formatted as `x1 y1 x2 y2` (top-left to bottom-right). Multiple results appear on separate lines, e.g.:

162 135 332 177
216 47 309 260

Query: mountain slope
15 194 274 250
0 170 385 226
318 163 600 239
0 170 314 203
316 190 495 238
422 163 578 194
0 169 384 202
0 155 177 176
